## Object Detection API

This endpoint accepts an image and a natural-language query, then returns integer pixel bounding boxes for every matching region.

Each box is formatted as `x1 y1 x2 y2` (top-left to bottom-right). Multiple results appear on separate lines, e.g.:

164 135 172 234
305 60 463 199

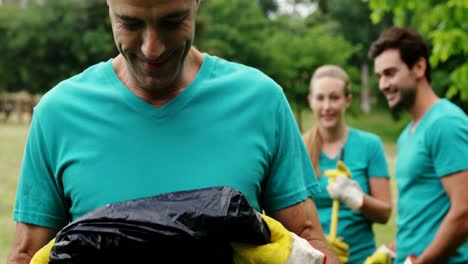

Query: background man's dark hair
369 27 431 83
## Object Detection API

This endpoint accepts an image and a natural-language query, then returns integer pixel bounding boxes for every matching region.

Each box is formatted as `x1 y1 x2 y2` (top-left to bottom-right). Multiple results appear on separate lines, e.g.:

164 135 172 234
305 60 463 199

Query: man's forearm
7 252 32 264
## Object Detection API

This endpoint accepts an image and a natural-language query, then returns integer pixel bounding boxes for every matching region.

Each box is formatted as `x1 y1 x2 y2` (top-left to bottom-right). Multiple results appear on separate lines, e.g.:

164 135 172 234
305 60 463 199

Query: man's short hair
369 27 431 82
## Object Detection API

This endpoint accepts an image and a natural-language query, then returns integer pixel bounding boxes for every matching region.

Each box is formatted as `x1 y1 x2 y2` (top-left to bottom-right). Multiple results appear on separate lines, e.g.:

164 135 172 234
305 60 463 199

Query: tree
257 0 279 16
196 0 271 71
364 0 468 111
313 0 393 113
196 0 358 129
0 0 116 94
265 14 358 109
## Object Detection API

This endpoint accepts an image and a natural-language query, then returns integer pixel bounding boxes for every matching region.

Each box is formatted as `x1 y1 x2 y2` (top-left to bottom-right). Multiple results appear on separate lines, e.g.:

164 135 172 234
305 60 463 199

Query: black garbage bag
49 186 270 264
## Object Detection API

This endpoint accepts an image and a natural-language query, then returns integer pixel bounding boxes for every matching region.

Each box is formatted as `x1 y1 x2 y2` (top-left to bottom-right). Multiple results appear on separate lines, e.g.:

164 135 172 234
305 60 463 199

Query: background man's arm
270 198 342 264
416 170 468 264
7 223 55 264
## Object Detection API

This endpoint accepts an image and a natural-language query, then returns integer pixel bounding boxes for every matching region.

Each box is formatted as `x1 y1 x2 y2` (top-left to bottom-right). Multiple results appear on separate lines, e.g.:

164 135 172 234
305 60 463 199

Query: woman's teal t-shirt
310 128 390 264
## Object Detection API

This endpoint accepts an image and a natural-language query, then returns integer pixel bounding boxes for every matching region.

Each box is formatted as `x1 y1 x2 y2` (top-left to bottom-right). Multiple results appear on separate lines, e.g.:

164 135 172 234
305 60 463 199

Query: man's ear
412 57 427 79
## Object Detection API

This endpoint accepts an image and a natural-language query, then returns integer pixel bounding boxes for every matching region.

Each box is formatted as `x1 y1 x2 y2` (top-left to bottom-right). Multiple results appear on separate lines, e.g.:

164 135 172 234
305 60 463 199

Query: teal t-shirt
310 128 390 264
395 99 468 264
13 54 319 230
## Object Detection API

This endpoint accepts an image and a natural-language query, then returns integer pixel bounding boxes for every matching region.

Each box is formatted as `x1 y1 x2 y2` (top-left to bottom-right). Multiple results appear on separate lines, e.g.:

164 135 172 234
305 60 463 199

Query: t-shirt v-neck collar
105 54 214 120
406 99 443 136
321 128 351 161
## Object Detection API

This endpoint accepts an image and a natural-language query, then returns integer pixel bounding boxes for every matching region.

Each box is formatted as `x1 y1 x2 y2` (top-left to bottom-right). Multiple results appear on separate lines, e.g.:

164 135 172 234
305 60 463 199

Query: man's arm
270 198 341 264
415 170 468 264
7 223 55 264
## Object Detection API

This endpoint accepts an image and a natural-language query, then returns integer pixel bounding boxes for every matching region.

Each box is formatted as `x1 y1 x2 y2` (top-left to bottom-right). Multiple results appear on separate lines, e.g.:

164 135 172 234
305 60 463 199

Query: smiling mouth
386 90 398 99
139 51 174 71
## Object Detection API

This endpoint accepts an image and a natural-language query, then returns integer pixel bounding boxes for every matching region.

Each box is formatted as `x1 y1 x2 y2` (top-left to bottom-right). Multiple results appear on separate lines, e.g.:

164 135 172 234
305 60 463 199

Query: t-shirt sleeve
13 110 69 230
429 116 468 177
262 92 320 213
367 135 390 178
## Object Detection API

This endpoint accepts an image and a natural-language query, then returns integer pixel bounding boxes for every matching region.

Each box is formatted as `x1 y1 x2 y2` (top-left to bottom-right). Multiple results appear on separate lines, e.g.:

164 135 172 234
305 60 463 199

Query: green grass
375 142 397 246
0 120 29 262
0 110 399 259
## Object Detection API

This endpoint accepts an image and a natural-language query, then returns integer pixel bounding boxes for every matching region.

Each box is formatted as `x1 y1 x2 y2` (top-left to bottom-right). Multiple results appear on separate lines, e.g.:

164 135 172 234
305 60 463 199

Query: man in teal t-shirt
8 1 342 263
370 27 468 263
14 54 320 225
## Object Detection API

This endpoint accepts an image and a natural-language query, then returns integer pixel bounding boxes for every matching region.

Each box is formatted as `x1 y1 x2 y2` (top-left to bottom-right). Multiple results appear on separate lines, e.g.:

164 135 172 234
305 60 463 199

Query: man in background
369 26 468 264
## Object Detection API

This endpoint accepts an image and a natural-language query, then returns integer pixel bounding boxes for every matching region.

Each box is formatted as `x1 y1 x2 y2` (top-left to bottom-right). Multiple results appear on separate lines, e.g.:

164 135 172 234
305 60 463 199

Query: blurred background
0 0 467 259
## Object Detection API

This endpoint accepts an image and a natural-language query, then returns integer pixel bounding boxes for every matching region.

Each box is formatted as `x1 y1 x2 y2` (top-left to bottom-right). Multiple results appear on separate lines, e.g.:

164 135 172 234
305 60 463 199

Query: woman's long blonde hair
303 65 351 178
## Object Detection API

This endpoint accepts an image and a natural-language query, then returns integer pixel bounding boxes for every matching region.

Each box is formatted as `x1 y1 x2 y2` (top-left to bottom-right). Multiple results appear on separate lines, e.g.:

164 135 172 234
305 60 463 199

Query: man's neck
408 80 439 126
113 47 204 107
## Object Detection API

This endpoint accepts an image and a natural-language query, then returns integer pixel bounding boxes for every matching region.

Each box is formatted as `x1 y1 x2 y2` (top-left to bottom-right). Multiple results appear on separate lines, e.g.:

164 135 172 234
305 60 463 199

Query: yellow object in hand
326 235 349 264
231 214 325 264
30 238 55 264
232 214 293 264
364 252 393 264
324 160 352 239
364 244 395 264
324 160 351 180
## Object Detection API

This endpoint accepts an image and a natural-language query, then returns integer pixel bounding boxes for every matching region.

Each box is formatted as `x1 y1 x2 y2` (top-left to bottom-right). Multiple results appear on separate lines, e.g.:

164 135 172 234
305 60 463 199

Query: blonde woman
303 65 392 263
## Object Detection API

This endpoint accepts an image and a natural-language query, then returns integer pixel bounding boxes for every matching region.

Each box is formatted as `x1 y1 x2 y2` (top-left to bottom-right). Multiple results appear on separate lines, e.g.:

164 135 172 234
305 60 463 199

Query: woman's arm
361 177 392 223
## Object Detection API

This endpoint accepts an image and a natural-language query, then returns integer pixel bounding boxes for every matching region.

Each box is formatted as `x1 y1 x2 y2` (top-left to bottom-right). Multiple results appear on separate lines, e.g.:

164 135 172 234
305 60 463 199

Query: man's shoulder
426 99 467 127
208 54 280 90
36 60 112 112
59 60 112 88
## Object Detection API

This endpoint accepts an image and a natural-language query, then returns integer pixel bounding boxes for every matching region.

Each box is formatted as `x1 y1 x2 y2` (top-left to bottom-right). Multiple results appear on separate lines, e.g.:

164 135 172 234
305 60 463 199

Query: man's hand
269 198 342 264
231 214 325 264
326 235 349 263
364 244 395 264
403 255 416 264
327 176 364 210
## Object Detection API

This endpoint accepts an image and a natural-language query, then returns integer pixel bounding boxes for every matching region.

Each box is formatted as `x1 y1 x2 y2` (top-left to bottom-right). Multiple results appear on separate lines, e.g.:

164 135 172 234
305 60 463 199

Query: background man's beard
391 87 417 112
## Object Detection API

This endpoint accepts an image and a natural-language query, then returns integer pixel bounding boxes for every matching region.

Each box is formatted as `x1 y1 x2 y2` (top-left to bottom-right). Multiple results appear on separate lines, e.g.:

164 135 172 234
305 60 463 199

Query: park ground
0 110 399 260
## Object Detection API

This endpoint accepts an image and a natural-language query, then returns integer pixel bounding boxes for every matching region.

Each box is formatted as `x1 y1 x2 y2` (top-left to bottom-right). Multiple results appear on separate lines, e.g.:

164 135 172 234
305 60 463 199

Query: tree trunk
360 63 371 113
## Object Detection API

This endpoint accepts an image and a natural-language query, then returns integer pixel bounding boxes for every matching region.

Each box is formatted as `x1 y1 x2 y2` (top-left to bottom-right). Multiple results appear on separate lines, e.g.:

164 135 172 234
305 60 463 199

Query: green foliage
196 0 359 116
364 0 468 109
0 0 116 94
305 0 394 113
1 0 360 115
256 0 279 16
272 17 358 105
196 0 271 71
323 0 392 63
